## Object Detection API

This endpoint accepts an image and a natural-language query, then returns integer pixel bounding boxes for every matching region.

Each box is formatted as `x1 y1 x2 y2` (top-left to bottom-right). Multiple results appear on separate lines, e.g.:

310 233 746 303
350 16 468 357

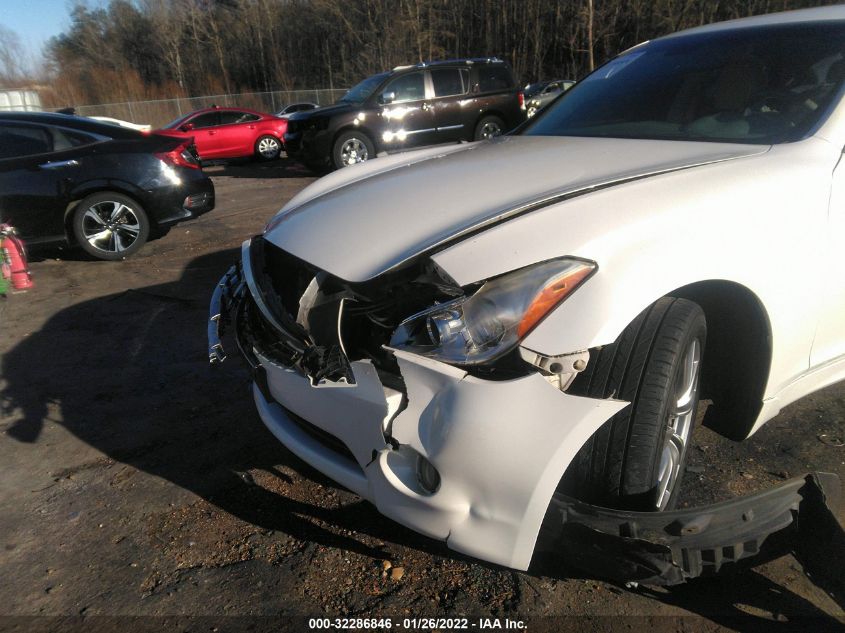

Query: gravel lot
1 158 843 632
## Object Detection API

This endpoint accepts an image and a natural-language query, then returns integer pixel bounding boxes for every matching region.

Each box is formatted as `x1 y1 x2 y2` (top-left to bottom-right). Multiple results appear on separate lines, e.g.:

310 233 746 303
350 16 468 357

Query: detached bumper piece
537 472 842 587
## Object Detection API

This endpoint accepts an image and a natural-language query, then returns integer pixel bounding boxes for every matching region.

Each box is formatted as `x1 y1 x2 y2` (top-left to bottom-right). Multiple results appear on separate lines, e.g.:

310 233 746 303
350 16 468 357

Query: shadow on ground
0 249 471 563
202 157 318 179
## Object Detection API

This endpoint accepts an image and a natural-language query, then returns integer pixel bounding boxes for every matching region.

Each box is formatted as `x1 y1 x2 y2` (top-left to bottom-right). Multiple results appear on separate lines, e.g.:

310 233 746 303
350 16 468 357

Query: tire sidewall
332 131 375 169
72 192 150 261
652 312 707 510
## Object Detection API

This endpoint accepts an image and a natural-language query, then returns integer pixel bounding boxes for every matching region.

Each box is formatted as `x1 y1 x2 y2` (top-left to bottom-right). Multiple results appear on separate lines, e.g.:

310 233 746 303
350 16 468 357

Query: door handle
39 159 79 169
421 103 432 111
248 125 256 129
208 130 216 135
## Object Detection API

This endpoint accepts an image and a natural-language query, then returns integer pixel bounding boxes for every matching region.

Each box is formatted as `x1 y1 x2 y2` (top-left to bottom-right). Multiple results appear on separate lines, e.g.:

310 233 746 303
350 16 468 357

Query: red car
156 106 286 161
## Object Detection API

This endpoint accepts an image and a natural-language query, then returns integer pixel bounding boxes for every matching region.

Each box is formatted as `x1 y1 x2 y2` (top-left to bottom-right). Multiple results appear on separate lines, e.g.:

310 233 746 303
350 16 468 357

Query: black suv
284 58 524 170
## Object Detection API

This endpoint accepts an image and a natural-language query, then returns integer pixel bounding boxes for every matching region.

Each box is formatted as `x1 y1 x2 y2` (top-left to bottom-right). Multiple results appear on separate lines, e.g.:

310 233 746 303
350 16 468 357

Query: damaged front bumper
208 241 843 585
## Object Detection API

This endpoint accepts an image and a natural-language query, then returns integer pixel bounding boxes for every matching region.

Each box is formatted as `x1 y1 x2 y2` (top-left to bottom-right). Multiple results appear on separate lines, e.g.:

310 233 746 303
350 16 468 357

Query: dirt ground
1 158 844 633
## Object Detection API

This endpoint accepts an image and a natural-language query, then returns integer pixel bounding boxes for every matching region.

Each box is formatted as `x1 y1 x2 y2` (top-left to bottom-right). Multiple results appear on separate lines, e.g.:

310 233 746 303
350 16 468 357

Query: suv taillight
156 142 200 170
518 91 525 109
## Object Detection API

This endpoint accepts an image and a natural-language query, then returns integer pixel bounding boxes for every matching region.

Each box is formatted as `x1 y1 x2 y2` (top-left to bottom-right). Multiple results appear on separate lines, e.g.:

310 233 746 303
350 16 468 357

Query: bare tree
0 25 26 85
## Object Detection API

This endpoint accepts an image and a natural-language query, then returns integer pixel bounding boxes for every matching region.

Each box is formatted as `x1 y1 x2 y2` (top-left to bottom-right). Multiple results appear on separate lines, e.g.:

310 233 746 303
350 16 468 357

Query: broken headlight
389 258 595 365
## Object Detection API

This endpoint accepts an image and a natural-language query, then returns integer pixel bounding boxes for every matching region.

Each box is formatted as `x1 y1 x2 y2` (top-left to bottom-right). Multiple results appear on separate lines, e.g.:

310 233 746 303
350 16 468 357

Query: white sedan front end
208 7 845 583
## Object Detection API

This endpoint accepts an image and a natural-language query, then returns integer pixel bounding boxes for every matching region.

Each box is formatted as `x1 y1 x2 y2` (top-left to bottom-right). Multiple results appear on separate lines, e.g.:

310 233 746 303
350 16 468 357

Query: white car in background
89 116 152 132
210 7 845 584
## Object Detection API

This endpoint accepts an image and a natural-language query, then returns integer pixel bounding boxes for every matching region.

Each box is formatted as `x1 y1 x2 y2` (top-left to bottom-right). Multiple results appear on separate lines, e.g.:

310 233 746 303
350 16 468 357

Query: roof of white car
666 5 845 39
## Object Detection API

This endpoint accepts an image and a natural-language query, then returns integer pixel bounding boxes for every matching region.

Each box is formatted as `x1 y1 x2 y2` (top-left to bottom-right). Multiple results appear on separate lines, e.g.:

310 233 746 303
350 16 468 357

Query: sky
0 0 108 68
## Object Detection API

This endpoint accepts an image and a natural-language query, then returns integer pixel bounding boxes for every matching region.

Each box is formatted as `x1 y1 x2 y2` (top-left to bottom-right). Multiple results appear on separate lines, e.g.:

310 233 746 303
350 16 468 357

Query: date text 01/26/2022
307 617 527 629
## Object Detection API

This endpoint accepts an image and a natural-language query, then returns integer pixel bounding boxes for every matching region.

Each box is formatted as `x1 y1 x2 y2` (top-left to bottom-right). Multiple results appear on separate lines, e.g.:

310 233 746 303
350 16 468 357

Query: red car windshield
162 114 192 129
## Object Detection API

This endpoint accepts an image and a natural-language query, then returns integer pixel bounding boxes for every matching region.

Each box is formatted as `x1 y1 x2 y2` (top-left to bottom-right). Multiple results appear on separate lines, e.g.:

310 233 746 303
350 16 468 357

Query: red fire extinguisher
0 224 34 293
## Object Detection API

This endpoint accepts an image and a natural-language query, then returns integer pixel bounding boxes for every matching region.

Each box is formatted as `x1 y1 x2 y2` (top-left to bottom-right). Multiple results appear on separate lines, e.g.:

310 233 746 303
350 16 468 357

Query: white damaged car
209 7 845 584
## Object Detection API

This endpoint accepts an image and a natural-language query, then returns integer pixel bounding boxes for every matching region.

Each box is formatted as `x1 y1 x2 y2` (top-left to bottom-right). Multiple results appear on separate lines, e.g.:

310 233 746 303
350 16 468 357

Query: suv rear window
432 68 469 97
477 66 514 92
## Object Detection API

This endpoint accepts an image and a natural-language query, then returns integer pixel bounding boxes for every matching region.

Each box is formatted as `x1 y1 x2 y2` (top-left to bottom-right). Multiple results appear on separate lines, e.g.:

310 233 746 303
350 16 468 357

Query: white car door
810 151 845 366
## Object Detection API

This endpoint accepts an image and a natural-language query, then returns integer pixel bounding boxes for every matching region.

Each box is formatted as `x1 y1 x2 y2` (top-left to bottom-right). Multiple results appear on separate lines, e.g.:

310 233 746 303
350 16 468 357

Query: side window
0 124 53 159
381 72 426 103
189 112 219 129
431 68 468 98
219 111 261 125
477 66 514 93
52 128 100 151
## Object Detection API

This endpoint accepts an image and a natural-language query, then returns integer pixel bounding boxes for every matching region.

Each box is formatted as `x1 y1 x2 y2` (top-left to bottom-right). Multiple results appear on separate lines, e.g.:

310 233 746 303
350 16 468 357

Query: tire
332 131 375 169
72 192 150 261
560 297 706 511
254 135 282 160
474 115 505 140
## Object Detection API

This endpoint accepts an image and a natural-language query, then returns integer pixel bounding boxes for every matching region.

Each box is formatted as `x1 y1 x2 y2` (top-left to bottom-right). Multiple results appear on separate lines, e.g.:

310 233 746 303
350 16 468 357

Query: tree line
29 0 838 107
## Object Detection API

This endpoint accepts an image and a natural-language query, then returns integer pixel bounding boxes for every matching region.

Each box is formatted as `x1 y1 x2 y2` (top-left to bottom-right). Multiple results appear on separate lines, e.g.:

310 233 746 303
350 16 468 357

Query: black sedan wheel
72 192 150 261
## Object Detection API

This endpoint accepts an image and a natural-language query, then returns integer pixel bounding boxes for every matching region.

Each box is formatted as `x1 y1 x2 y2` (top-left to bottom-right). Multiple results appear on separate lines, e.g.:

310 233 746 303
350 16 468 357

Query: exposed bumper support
536 472 842 586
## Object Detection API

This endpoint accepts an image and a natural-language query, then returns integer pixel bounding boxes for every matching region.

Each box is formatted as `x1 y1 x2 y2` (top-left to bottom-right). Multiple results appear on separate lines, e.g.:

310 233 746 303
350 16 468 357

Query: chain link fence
71 89 348 127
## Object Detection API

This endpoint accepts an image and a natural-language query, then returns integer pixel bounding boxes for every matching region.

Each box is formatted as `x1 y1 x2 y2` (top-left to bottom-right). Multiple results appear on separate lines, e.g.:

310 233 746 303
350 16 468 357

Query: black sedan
0 112 215 260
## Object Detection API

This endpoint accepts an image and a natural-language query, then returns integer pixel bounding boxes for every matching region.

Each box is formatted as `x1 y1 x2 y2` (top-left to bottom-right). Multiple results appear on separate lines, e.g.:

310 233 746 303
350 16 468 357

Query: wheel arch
669 279 772 441
568 279 772 442
473 110 508 133
332 125 377 152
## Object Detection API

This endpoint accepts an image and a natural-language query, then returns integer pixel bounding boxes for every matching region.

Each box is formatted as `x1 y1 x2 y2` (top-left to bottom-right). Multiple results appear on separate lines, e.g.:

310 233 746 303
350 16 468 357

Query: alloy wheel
479 121 503 139
81 201 141 255
655 337 701 510
340 138 369 165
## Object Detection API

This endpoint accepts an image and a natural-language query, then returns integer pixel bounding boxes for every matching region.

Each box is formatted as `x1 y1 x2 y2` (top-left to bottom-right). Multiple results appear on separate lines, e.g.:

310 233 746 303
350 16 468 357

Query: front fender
430 139 837 401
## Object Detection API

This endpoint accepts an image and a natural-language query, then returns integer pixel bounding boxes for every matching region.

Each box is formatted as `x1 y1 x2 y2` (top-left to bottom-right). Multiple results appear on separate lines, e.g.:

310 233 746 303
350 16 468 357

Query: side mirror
180 122 195 132
380 91 396 105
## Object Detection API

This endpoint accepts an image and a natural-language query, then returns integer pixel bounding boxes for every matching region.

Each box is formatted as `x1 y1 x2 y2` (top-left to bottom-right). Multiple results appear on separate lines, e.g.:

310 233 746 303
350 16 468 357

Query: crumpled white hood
264 135 767 282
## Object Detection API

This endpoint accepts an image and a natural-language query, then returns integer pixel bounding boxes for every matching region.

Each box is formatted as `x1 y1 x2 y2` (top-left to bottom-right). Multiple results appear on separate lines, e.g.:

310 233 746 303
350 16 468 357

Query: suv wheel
333 131 374 168
72 192 150 261
560 297 706 511
474 115 505 140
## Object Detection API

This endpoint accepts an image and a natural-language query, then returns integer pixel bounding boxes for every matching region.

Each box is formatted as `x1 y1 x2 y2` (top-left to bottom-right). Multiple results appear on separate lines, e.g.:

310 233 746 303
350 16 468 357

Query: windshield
163 114 189 129
524 22 845 144
338 72 390 104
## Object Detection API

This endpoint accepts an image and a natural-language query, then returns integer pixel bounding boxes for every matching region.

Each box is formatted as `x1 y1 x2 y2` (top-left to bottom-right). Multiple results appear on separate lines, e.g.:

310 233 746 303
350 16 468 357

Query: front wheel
72 192 150 261
255 135 282 160
561 297 706 511
332 131 375 169
474 115 505 140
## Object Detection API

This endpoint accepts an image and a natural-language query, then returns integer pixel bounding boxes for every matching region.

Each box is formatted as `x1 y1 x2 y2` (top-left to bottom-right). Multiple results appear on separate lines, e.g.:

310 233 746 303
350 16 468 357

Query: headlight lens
389 258 595 365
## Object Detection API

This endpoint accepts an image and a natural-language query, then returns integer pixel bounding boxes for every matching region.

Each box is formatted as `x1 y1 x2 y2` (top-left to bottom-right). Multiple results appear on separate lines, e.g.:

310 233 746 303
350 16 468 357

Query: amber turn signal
517 263 594 338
